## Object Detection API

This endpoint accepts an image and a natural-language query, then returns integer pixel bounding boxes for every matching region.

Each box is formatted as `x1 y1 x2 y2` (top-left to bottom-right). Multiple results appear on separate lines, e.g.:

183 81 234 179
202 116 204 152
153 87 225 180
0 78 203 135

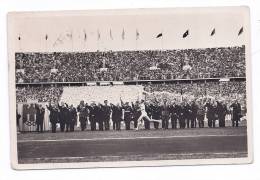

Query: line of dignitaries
42 98 242 133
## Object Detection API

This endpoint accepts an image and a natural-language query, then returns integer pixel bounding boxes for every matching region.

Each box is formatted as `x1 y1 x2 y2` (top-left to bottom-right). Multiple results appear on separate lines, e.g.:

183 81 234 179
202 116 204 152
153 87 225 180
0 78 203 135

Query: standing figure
216 100 228 127
132 101 140 129
58 102 69 132
111 103 122 130
183 101 190 128
46 103 59 133
197 100 205 128
35 104 45 133
89 103 97 131
102 100 111 130
205 99 215 128
122 102 133 130
77 101 89 131
151 101 161 129
161 99 170 130
230 100 242 127
69 105 77 131
97 103 104 131
190 100 198 128
170 101 179 129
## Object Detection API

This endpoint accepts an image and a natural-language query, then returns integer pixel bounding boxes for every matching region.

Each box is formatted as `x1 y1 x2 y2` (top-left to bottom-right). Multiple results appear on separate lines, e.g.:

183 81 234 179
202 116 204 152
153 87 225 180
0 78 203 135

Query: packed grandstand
15 45 247 131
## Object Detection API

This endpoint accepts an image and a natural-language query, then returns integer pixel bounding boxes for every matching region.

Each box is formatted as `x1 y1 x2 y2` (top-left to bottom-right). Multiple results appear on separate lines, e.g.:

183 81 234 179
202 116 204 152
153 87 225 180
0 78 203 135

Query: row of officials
17 98 243 133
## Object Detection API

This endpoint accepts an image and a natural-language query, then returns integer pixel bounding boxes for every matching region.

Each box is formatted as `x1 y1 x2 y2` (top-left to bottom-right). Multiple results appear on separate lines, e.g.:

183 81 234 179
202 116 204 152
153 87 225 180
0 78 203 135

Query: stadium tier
16 81 246 106
15 46 245 83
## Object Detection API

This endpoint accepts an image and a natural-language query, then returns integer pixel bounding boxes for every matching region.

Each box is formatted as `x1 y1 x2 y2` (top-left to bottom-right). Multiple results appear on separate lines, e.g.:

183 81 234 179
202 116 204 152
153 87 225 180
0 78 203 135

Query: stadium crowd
15 46 245 83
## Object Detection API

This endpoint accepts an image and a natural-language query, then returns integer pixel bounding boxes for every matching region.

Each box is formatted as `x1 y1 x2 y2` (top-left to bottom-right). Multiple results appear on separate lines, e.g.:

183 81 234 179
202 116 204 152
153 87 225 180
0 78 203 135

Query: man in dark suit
97 103 104 131
68 105 77 131
111 103 122 130
122 102 133 130
151 101 161 129
102 100 111 130
35 104 45 133
205 99 215 128
179 102 186 129
88 103 97 131
216 100 228 127
46 102 59 133
190 100 198 128
230 100 242 127
77 101 89 131
58 102 69 132
170 101 179 129
197 100 205 128
183 101 191 128
161 99 170 130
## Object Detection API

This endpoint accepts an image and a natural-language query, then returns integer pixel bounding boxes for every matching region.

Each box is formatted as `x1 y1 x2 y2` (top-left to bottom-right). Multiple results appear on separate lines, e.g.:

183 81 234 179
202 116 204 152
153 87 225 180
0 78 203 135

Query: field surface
17 126 248 164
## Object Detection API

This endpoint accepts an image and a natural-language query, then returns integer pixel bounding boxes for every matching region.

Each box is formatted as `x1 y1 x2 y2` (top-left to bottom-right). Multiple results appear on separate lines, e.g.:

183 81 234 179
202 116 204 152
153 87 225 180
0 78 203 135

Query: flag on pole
97 29 101 40
109 29 113 40
66 30 73 39
210 28 215 36
83 29 87 41
238 26 243 36
156 33 163 38
183 29 189 38
122 28 125 40
136 29 140 40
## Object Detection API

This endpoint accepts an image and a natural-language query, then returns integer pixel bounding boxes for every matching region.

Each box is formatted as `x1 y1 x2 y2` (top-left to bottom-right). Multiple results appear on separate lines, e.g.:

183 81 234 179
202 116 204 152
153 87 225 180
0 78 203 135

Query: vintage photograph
8 7 252 169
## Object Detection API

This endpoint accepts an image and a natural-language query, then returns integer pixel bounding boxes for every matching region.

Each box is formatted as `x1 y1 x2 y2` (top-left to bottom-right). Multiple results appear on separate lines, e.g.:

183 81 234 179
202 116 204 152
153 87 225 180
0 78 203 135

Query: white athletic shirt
140 103 147 115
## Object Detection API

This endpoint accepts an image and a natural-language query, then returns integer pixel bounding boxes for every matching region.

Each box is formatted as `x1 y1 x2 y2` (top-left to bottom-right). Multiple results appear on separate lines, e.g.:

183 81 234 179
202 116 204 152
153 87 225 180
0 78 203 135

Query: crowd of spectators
144 81 246 107
15 46 245 83
16 86 63 103
16 81 246 108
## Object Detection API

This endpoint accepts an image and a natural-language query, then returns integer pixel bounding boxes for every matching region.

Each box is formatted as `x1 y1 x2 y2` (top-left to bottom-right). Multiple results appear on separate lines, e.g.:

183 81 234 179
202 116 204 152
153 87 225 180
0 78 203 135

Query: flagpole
71 29 74 52
18 34 21 52
45 36 47 52
161 29 164 51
